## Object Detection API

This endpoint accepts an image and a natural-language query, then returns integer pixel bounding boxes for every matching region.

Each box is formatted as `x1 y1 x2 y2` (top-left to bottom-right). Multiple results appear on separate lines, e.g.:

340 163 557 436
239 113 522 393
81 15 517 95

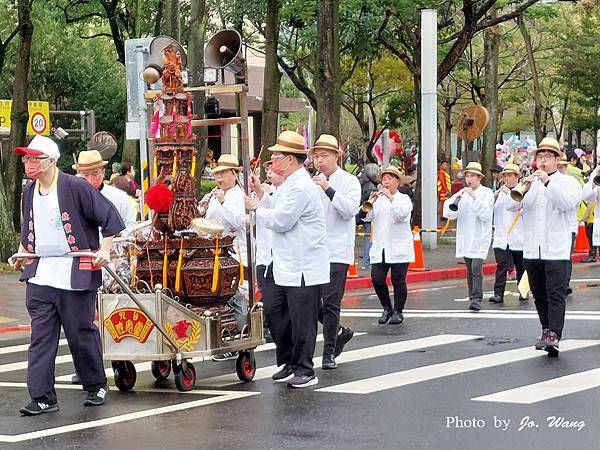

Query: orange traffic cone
574 222 590 253
347 258 358 278
408 226 426 271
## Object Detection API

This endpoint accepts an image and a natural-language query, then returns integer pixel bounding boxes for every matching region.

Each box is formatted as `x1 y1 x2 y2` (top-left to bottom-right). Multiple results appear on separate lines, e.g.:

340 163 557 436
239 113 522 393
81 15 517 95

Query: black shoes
488 295 503 304
71 373 81 385
212 351 238 362
20 400 59 416
84 385 109 407
272 365 295 383
389 311 404 325
334 327 354 357
582 256 596 263
544 331 560 357
468 302 481 312
535 328 549 350
378 308 393 324
566 287 573 296
287 375 318 389
322 353 337 370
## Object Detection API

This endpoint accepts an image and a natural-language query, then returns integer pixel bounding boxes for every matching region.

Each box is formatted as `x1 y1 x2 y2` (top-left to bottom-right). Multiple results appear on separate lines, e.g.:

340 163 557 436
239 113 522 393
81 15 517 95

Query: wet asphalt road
1 264 600 448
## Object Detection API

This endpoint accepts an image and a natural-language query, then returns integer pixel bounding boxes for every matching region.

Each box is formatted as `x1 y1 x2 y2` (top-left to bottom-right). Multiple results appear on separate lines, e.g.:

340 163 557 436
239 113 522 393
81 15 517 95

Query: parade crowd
6 131 600 415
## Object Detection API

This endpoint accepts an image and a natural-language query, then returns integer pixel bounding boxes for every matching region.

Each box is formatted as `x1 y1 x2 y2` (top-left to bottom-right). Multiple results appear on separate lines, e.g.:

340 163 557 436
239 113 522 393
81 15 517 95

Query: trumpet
510 176 536 202
448 194 463 212
593 174 600 186
361 190 382 213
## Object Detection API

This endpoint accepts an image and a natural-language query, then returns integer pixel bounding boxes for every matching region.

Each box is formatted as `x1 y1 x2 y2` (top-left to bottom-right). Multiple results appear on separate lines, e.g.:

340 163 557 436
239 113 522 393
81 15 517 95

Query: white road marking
471 368 600 404
317 340 600 395
0 389 259 443
196 334 482 387
0 339 68 356
340 311 600 321
54 333 365 383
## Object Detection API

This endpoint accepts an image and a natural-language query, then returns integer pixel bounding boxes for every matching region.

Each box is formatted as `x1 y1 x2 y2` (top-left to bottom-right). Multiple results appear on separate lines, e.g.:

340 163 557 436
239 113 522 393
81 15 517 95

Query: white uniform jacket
582 177 600 245
318 168 361 265
492 190 524 251
255 168 330 287
100 184 137 238
206 184 248 266
506 171 581 260
368 191 414 264
443 185 494 260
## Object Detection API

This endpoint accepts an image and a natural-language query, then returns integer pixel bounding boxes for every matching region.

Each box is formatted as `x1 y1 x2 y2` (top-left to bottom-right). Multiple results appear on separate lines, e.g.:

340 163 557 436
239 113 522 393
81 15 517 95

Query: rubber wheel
151 360 172 381
113 361 137 392
174 363 196 392
236 351 256 382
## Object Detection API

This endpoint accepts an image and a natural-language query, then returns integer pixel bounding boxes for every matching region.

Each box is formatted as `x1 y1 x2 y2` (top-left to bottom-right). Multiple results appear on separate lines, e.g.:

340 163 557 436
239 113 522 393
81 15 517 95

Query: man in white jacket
443 162 494 312
582 165 600 258
311 134 361 369
245 130 330 389
506 137 582 356
490 163 526 303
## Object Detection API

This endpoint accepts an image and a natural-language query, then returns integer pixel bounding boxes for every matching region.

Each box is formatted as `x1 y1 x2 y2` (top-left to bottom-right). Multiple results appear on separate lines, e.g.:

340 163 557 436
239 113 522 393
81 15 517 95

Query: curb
345 252 591 291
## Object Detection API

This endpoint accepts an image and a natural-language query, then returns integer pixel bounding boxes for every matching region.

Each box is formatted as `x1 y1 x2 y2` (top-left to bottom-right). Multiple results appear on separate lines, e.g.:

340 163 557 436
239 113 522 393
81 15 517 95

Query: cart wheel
236 351 256 382
174 363 196 392
151 360 172 381
113 361 137 392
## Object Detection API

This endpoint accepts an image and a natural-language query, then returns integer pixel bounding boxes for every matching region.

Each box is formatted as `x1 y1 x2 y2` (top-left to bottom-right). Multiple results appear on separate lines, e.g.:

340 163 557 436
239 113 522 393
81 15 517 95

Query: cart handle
10 252 181 354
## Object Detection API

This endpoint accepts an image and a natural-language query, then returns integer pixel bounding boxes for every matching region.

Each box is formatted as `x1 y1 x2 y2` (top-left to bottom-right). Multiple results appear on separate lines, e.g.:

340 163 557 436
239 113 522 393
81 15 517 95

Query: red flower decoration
67 235 76 244
173 320 191 339
27 244 33 252
71 246 79 252
61 212 70 221
64 223 72 233
28 221 33 231
145 183 174 213
27 233 34 242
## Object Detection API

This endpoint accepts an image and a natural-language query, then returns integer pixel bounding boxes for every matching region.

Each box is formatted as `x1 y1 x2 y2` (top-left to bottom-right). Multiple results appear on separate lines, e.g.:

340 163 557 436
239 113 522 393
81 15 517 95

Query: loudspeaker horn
204 30 246 75
143 36 187 85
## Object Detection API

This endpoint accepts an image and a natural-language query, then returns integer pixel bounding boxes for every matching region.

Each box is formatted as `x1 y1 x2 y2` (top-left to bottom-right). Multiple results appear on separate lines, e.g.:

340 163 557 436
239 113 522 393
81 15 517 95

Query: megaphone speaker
205 30 246 75
143 36 188 85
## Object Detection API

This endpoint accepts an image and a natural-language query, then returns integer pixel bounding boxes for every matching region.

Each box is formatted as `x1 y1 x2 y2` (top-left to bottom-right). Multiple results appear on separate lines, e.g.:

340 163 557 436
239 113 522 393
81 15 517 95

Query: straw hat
72 150 108 171
268 130 307 154
464 161 484 177
212 154 242 174
533 137 562 157
500 163 520 176
557 155 568 166
380 165 404 180
311 134 341 154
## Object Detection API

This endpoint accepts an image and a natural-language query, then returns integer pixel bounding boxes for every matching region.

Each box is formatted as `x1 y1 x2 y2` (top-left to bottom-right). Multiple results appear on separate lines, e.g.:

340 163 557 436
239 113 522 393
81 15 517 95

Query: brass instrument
361 190 382 213
448 196 461 212
510 184 529 202
593 174 600 186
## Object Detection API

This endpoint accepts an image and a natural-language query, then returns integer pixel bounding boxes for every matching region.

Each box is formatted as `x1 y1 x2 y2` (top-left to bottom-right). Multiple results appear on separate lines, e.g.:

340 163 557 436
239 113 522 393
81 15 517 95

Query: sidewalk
346 241 594 290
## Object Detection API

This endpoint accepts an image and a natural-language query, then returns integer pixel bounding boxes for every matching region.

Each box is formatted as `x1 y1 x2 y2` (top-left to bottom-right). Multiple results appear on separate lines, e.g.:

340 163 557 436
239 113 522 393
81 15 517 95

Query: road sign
0 100 51 136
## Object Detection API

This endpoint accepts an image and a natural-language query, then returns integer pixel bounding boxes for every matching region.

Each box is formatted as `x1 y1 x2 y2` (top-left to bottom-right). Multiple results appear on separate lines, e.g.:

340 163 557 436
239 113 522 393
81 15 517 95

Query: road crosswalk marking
340 310 600 321
196 334 482 387
471 368 600 404
317 340 600 394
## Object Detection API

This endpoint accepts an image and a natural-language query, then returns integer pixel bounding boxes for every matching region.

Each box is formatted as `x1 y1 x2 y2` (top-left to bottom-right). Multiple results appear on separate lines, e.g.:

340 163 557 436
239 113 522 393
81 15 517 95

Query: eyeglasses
535 153 557 161
21 156 49 163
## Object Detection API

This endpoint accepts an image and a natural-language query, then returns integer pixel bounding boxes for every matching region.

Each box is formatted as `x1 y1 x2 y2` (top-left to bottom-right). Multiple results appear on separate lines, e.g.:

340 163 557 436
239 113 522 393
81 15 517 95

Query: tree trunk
5 0 34 231
482 9 499 182
164 0 180 41
443 103 453 162
315 0 341 138
517 15 544 143
260 0 281 154
187 0 208 172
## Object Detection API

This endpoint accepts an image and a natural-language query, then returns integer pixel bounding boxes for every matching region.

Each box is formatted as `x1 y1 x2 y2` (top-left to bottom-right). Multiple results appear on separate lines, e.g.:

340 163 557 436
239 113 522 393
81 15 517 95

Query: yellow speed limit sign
0 100 50 136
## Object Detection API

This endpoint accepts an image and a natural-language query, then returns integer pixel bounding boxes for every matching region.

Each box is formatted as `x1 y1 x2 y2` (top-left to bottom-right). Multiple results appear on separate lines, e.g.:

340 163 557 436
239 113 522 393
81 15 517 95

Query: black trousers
585 223 598 257
263 268 322 377
318 263 349 356
371 252 409 312
524 258 569 338
566 232 576 288
493 247 525 298
26 283 106 403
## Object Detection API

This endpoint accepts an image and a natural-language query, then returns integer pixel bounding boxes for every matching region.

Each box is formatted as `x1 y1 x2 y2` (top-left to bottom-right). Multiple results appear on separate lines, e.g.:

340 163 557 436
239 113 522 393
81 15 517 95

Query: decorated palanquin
134 43 241 331
98 34 263 392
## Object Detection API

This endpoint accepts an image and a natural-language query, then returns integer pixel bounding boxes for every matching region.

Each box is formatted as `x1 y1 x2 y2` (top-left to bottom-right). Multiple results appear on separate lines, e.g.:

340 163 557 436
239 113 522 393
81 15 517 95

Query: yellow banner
0 100 51 136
